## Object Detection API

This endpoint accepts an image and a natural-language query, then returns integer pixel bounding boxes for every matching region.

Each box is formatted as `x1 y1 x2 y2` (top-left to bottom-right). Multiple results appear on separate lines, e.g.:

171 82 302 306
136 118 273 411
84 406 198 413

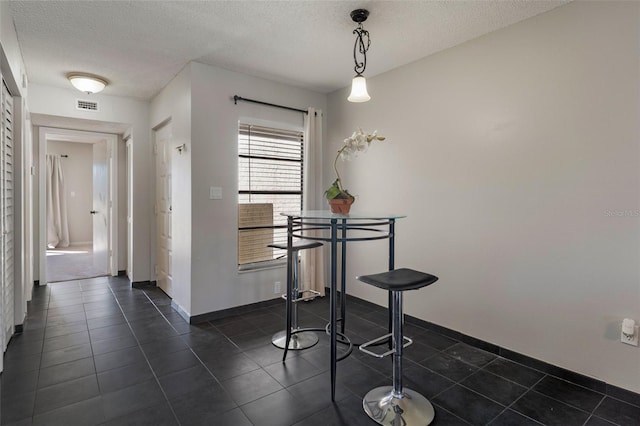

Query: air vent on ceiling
76 99 99 111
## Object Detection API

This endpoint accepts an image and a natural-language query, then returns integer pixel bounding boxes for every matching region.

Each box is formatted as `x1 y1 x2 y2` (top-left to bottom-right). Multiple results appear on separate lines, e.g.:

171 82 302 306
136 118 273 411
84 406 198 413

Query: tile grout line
78 281 107 424
105 280 183 426
29 283 52 422
581 394 612 426
138 287 249 420
206 303 377 423
31 281 108 421
469 358 537 420
443 345 621 425
10 280 639 426
484 373 548 425
204 319 301 412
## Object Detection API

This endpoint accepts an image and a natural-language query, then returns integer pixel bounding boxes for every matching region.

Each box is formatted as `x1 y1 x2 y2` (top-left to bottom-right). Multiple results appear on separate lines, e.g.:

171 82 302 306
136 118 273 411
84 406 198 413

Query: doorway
39 128 118 284
154 122 173 297
125 137 133 282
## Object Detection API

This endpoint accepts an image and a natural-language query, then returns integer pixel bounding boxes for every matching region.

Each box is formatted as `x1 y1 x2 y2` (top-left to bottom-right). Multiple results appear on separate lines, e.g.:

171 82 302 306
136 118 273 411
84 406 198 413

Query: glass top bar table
281 211 406 401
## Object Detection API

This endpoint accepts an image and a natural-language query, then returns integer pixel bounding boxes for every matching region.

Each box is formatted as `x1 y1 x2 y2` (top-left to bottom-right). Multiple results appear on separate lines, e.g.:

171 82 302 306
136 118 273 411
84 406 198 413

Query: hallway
0 277 638 425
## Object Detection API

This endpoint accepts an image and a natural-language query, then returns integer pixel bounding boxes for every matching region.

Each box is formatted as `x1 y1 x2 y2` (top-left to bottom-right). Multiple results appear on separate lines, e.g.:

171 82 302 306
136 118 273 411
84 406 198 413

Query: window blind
238 123 304 266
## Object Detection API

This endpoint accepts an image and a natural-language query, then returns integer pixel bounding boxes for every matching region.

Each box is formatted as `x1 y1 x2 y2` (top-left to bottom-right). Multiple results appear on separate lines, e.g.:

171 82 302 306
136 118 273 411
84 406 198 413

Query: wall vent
76 99 99 111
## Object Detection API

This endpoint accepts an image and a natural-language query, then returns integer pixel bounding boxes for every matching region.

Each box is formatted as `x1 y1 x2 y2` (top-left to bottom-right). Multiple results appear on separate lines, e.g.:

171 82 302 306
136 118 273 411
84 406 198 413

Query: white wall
327 1 640 393
189 63 327 316
150 65 192 315
28 84 151 282
151 62 326 317
46 141 92 244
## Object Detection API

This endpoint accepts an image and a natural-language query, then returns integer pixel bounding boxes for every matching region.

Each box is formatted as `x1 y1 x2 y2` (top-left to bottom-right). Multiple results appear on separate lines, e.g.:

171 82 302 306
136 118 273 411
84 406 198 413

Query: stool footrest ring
284 326 353 360
280 289 322 303
359 333 413 358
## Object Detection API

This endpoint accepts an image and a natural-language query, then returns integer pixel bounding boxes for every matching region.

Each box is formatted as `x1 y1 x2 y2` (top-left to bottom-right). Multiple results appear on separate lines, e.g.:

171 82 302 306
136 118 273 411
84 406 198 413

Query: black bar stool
357 268 439 426
269 241 323 350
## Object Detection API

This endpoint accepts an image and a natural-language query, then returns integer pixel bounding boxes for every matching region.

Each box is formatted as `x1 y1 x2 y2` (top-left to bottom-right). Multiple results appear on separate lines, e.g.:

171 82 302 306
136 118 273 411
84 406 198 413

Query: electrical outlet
274 281 281 294
621 324 639 346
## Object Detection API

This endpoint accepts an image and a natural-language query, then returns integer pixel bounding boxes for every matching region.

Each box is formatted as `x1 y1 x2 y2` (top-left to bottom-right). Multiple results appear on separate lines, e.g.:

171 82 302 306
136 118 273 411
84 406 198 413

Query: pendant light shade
347 76 370 103
347 9 372 103
67 73 108 94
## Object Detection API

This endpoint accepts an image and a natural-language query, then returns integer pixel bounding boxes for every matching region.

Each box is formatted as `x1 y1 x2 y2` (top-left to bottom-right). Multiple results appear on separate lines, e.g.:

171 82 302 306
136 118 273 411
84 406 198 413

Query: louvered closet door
1 80 14 351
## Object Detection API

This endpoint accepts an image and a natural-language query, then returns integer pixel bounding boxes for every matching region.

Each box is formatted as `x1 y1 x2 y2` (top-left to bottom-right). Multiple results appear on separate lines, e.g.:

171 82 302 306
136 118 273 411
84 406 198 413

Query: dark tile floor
1 276 639 425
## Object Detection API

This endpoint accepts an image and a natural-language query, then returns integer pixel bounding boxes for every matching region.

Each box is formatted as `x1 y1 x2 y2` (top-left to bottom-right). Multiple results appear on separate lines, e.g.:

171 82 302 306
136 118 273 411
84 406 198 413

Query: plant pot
328 198 354 214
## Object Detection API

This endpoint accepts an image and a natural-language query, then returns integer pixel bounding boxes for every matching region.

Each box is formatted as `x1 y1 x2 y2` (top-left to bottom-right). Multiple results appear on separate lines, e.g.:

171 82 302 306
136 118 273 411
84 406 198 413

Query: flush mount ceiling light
67 73 108 94
347 9 371 103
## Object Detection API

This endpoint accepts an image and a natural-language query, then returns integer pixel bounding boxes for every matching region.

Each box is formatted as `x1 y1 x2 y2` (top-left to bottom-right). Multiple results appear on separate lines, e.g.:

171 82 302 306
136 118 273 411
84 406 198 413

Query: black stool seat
357 268 438 291
269 241 323 251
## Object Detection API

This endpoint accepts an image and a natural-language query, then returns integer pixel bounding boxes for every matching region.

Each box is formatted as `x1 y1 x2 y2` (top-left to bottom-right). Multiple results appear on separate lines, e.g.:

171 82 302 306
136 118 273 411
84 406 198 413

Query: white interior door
155 124 173 296
126 139 133 281
92 140 109 275
1 80 15 362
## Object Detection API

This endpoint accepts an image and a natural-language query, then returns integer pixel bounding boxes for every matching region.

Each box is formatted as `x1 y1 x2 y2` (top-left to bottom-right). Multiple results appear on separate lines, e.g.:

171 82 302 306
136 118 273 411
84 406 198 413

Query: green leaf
324 181 341 199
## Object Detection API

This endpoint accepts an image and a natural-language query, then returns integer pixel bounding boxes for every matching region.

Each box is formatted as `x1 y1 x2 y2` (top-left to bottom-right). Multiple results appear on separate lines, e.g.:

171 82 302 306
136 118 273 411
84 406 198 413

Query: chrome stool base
271 329 318 350
363 386 435 426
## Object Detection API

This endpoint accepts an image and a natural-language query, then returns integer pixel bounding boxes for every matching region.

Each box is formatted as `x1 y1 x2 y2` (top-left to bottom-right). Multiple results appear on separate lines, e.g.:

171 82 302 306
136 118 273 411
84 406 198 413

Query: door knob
90 210 97 215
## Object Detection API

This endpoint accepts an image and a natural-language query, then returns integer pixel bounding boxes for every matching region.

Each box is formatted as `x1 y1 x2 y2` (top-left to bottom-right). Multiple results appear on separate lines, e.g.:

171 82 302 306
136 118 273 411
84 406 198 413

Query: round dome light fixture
67 73 108 94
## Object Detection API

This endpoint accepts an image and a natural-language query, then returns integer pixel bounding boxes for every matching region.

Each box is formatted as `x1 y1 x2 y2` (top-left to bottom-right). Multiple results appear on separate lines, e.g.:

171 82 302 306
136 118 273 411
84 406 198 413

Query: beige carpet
46 244 108 283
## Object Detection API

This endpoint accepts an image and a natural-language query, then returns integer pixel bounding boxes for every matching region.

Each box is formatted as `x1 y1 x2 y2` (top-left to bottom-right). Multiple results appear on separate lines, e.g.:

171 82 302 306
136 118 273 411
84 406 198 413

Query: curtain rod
233 95 311 115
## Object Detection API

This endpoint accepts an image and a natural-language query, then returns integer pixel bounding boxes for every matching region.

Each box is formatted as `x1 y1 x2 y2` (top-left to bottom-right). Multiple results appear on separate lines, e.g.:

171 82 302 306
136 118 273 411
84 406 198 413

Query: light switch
209 186 222 200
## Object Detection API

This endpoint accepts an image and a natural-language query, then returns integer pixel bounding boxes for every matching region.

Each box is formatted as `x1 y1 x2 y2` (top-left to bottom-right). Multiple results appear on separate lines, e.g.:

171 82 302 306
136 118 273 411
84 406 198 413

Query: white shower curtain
299 108 326 296
46 154 70 248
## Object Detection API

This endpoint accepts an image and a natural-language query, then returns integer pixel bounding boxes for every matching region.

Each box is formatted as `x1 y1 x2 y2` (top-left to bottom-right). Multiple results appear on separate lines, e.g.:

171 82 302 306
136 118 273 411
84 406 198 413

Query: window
238 123 304 267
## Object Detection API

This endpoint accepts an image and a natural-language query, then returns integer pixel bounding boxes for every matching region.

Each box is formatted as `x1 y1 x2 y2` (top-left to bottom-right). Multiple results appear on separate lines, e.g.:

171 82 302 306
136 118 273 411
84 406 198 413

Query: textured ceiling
10 1 569 101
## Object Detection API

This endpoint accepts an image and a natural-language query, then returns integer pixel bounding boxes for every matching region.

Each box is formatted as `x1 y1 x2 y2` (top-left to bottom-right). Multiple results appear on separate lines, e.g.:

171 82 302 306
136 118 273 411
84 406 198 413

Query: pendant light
67 73 108 94
347 9 371 103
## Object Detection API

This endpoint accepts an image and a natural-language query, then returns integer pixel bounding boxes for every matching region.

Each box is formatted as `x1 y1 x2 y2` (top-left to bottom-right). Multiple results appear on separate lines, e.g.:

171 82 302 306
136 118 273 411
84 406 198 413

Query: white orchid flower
327 128 386 201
